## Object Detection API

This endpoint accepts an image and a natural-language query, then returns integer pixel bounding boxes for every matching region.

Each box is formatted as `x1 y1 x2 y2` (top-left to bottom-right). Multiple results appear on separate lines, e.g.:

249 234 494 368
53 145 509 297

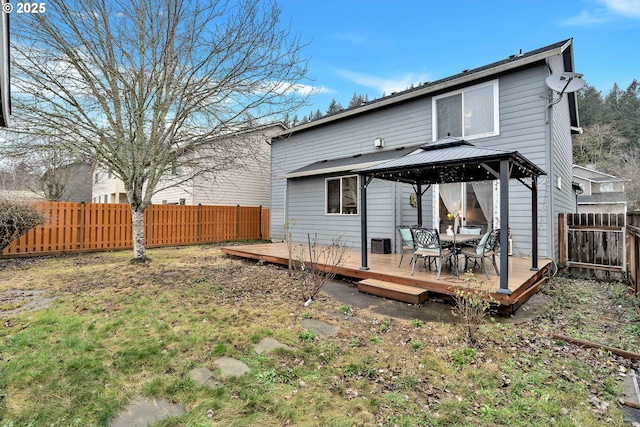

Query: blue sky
280 0 640 118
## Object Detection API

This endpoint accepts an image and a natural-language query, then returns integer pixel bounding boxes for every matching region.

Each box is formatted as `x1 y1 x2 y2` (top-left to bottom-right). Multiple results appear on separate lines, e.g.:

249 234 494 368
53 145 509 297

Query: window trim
325 175 359 216
432 79 499 141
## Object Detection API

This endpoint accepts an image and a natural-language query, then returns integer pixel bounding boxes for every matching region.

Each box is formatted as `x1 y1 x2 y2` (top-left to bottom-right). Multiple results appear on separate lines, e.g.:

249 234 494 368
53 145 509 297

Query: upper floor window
326 175 358 215
433 80 499 140
599 182 614 193
171 160 184 176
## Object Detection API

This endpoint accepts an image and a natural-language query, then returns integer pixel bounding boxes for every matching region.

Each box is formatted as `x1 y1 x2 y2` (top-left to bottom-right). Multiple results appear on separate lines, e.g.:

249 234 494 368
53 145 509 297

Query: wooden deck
222 242 552 314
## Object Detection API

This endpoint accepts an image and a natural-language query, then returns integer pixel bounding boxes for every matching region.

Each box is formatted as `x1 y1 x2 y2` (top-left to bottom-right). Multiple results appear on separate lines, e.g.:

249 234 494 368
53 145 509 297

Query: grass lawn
0 244 639 426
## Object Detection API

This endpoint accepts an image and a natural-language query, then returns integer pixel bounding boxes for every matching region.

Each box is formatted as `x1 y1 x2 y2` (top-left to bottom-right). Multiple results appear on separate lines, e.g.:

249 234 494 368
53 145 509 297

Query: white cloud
562 10 606 25
564 0 640 25
336 69 430 96
599 0 640 18
333 32 392 50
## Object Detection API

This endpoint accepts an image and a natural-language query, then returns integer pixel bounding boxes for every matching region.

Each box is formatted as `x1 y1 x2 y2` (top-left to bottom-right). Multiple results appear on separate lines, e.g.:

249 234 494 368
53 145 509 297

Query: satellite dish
545 72 585 95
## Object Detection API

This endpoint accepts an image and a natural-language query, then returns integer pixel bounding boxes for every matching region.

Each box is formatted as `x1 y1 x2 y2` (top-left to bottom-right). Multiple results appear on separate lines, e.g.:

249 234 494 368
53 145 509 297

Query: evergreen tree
616 80 640 145
326 99 343 115
576 84 603 127
348 93 369 108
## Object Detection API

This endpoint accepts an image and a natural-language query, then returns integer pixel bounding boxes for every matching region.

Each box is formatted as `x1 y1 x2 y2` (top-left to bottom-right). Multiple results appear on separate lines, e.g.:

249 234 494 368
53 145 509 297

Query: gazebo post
416 183 422 225
498 159 511 295
531 176 539 271
359 175 372 270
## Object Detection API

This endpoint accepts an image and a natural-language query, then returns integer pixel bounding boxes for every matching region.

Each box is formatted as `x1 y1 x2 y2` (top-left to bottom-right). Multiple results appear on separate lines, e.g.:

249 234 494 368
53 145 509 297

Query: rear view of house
271 39 582 263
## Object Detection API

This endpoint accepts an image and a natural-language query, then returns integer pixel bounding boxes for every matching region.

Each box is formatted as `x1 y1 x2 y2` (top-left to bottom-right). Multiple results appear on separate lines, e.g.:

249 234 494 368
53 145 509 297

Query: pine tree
576 84 603 127
326 99 343 115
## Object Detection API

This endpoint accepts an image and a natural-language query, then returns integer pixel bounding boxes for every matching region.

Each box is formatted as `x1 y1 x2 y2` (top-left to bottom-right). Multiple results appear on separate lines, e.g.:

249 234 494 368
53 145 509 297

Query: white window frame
325 175 359 215
432 80 500 141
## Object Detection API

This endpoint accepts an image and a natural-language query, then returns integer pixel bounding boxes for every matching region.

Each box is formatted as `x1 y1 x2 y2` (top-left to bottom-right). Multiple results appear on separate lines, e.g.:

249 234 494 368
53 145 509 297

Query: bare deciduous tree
6 0 309 261
572 123 627 166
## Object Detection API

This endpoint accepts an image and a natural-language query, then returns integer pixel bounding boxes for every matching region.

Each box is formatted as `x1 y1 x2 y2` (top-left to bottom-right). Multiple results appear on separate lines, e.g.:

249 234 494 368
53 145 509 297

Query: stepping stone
300 319 339 336
326 311 360 324
186 367 222 388
108 395 184 427
254 337 297 355
213 356 250 377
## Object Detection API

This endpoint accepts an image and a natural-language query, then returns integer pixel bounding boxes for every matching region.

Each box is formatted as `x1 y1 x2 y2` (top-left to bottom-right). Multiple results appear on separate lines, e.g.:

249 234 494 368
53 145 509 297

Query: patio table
438 234 482 276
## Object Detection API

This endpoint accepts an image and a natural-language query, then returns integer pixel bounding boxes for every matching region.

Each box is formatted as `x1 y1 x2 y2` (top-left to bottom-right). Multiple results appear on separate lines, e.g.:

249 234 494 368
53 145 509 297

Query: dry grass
0 244 638 426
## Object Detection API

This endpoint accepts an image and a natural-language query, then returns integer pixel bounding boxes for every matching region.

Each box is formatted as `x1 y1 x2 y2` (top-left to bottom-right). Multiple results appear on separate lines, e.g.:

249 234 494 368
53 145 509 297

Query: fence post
198 204 202 243
79 202 86 251
235 204 240 240
259 205 263 240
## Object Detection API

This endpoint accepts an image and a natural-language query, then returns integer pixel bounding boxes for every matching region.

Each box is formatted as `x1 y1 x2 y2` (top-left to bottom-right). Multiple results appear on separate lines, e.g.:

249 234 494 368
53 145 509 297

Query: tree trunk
131 207 148 262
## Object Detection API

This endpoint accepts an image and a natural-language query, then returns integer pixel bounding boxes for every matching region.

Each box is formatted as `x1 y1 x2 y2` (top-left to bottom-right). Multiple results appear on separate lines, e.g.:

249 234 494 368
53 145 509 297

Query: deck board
222 242 552 313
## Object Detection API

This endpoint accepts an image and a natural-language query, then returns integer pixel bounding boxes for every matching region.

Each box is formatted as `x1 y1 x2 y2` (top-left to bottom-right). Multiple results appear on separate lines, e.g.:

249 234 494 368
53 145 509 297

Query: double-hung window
433 80 499 140
326 175 358 215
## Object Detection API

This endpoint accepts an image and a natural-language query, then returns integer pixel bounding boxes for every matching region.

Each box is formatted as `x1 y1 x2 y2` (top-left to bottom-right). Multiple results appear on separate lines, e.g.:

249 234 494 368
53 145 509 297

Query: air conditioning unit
374 137 384 148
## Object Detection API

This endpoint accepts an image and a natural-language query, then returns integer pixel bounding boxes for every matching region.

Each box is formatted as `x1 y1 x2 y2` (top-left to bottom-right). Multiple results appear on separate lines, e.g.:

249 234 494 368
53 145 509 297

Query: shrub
452 272 497 345
0 199 45 252
292 233 348 303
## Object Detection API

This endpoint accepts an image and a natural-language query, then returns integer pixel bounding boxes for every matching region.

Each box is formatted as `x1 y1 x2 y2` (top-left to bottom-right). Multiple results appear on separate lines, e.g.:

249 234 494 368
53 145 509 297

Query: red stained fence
2 202 270 257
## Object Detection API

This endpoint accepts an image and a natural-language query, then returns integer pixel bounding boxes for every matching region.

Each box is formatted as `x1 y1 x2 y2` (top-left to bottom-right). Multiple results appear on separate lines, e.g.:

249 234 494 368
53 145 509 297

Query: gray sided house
573 164 627 214
271 39 580 263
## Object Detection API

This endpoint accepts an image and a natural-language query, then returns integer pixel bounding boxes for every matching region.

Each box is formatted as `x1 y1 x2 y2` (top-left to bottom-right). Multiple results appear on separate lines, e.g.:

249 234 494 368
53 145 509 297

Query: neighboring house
0 161 91 202
43 161 93 202
92 123 284 207
271 39 581 262
92 167 128 203
573 164 627 214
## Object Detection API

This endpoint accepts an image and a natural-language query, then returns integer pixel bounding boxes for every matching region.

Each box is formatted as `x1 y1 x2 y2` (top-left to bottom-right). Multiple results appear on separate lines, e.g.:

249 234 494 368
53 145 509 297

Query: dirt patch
0 289 56 316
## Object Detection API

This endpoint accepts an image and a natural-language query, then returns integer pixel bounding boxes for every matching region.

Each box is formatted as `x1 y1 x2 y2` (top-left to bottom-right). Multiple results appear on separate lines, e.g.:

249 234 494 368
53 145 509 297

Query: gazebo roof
354 137 545 184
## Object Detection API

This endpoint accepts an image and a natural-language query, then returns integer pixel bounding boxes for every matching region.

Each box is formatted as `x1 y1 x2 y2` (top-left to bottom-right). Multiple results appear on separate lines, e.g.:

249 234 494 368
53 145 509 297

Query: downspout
546 91 555 261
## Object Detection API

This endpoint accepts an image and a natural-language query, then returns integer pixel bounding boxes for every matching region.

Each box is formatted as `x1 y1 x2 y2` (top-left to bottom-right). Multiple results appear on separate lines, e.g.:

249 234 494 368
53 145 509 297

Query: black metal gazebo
354 137 546 294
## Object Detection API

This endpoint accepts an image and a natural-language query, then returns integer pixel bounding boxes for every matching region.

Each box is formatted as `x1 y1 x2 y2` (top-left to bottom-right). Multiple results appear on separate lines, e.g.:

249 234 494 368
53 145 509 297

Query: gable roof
282 144 422 178
355 137 545 185
573 164 627 183
278 39 576 139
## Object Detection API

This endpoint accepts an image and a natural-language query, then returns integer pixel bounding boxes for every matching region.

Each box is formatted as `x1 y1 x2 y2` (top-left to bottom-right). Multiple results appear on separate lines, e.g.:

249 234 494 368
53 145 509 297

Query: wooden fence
626 213 640 293
2 202 270 257
558 213 626 279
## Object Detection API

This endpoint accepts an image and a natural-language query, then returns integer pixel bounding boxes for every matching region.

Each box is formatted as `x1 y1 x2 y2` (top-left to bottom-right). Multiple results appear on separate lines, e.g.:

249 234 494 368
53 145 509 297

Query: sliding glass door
436 181 494 233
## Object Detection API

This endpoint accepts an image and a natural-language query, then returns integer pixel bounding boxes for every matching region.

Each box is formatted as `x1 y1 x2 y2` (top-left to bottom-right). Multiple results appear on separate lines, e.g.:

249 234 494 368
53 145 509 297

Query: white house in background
573 164 627 214
92 167 127 203
92 123 285 207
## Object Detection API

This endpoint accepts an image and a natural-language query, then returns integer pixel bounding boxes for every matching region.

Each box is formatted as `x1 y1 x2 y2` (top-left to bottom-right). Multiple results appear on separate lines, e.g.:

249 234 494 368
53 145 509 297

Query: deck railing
2 202 269 257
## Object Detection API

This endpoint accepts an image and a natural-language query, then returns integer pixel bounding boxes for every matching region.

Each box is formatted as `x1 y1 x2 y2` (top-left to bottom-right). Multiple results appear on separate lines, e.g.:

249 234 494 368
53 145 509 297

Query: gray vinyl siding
272 58 572 259
271 99 433 246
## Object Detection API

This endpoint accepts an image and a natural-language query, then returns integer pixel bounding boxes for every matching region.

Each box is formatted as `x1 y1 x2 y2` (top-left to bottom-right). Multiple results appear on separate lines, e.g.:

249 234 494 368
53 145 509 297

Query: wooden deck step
357 279 428 305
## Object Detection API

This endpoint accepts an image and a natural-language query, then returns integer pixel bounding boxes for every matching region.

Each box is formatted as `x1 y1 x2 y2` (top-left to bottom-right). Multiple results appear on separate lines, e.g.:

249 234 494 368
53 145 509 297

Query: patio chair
458 226 482 235
458 226 482 247
460 228 501 279
396 225 416 267
410 226 454 279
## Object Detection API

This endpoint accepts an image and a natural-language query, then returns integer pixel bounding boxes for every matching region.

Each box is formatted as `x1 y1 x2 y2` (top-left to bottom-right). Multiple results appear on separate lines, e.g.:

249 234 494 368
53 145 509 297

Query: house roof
354 137 545 185
277 39 577 139
577 192 627 205
282 144 422 178
573 164 626 183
